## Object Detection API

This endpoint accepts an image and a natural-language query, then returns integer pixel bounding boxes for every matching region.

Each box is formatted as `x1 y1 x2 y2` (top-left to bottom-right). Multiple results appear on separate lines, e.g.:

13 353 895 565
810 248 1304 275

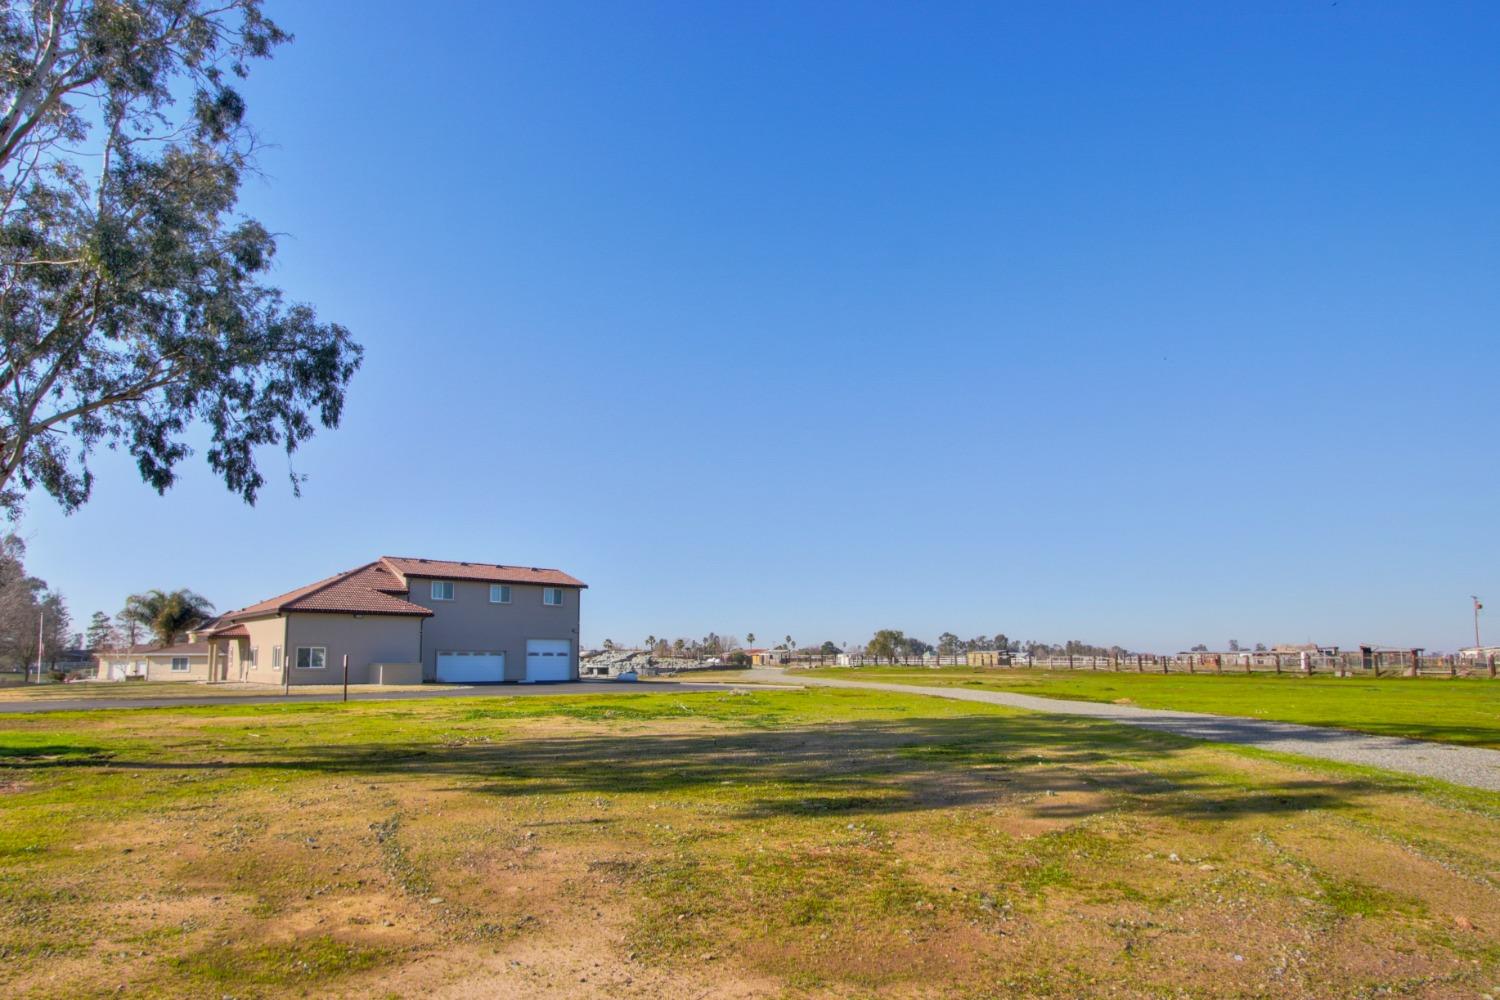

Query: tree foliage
0 533 67 668
0 0 361 516
118 585 211 645
83 607 115 648
865 629 906 661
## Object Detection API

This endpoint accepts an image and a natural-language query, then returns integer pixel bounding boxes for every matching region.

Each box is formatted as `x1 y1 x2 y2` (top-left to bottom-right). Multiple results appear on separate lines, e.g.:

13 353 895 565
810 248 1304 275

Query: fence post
1450 655 1457 678
1159 655 1167 674
1489 653 1496 679
1273 654 1281 675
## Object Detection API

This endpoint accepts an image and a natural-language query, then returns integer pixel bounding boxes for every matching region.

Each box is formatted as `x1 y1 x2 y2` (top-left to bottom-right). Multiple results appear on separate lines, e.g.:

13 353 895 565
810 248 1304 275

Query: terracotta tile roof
225 561 434 620
204 624 250 638
101 641 209 657
380 556 587 588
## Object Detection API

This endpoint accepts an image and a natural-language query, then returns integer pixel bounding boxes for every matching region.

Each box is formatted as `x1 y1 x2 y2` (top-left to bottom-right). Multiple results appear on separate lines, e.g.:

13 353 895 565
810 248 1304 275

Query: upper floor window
490 584 511 604
431 581 454 601
543 587 563 606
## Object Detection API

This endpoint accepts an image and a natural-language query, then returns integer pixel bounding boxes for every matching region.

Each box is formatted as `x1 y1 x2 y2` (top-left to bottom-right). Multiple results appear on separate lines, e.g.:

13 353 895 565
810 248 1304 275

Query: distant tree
1190 643 1208 652
119 589 213 646
0 536 68 671
85 611 118 650
115 611 140 647
727 650 750 668
746 632 756 646
866 629 906 662
672 638 686 656
937 632 961 655
819 641 839 655
784 634 793 649
602 639 615 651
644 635 657 651
994 633 1010 651
1228 639 1241 652
652 639 671 658
1254 642 1267 652
906 637 933 656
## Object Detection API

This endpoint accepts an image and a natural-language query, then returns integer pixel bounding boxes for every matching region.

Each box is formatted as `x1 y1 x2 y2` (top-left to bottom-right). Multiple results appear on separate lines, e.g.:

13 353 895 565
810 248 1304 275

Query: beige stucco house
95 641 211 681
167 556 585 686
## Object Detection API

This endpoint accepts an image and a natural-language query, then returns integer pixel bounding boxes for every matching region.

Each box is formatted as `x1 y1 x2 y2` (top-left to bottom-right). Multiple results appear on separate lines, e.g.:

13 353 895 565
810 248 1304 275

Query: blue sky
25 1 1500 652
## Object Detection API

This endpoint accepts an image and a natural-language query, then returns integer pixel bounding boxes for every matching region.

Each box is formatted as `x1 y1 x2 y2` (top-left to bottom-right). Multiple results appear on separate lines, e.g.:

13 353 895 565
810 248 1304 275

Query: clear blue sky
26 1 1500 652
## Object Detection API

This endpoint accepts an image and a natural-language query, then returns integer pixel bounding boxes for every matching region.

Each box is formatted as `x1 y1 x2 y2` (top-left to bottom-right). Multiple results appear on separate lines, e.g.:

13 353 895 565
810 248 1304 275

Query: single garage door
436 651 505 683
525 640 571 682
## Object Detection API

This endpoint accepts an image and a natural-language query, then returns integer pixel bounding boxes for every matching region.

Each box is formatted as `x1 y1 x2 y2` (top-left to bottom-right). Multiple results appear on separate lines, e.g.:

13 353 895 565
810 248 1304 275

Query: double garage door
435 640 571 683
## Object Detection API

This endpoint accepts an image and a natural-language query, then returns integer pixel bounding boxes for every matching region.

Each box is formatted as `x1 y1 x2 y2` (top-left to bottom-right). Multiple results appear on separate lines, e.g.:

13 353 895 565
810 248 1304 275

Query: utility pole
1473 595 1484 655
34 609 43 683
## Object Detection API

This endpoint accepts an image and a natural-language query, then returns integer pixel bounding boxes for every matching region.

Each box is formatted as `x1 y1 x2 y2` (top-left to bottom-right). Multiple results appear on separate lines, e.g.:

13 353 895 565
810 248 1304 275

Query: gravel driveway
749 670 1500 792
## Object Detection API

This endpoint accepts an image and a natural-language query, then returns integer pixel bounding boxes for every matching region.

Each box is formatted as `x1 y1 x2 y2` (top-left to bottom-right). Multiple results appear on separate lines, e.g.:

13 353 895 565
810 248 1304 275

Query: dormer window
431 581 454 601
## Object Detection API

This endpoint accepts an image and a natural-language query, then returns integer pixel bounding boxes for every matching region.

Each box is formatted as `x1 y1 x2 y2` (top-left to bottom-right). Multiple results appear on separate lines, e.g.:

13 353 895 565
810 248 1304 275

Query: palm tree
746 632 756 646
119 589 215 646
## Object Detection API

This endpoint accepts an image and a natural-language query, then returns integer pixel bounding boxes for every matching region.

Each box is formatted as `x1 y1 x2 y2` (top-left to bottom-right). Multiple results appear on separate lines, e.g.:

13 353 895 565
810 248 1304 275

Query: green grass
0 688 1497 998
802 666 1500 747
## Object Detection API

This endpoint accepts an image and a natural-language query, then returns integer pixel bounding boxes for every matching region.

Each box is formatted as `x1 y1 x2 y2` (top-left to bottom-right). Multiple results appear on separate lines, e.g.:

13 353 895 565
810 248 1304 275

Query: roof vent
530 567 540 572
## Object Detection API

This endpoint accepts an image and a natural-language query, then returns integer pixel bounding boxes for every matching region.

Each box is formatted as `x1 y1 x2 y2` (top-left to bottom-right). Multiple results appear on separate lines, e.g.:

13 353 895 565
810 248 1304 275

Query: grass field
801 667 1500 748
1 688 1497 998
0 681 437 703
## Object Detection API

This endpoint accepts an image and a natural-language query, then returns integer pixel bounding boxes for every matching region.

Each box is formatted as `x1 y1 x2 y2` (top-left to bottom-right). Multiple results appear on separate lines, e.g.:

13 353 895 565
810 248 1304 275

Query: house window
272 645 282 669
170 657 189 672
431 581 454 601
248 646 258 669
490 584 511 604
296 647 327 670
543 587 563 606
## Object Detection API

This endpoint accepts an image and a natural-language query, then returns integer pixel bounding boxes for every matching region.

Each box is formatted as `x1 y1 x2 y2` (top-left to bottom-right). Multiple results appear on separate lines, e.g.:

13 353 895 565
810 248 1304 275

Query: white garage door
436 651 505 683
525 640 571 682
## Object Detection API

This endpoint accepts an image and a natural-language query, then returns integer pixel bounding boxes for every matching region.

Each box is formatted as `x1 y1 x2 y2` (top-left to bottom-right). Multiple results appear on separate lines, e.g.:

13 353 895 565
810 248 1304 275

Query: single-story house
745 648 789 666
186 555 586 686
95 641 211 681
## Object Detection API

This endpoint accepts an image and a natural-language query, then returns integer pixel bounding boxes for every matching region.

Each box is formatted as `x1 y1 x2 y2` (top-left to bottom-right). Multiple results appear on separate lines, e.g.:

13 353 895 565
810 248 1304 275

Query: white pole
35 609 44 684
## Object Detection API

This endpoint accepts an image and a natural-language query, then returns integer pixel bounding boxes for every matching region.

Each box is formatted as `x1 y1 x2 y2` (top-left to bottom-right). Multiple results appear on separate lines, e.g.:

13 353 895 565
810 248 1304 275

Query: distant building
966 650 1013 667
1458 646 1500 659
1270 643 1340 656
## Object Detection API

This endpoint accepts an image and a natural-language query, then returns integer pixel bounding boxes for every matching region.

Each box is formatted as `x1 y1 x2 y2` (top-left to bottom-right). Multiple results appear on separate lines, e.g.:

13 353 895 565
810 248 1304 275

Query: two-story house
191 556 586 685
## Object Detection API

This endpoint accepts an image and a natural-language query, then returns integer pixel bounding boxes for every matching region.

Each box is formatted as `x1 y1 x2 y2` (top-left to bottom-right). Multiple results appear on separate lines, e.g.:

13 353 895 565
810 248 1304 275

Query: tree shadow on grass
0 713 1413 822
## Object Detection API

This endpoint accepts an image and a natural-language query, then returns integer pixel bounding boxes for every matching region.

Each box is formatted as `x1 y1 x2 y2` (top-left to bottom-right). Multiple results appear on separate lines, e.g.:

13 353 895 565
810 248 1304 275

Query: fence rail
770 651 1499 678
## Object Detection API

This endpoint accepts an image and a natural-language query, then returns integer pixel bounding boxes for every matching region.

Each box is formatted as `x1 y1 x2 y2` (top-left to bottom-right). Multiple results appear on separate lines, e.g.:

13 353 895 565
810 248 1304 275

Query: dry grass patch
0 689 1497 998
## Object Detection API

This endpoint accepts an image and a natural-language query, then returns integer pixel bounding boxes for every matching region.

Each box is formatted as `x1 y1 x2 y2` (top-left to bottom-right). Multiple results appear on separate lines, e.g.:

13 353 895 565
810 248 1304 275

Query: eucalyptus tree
0 1 361 516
